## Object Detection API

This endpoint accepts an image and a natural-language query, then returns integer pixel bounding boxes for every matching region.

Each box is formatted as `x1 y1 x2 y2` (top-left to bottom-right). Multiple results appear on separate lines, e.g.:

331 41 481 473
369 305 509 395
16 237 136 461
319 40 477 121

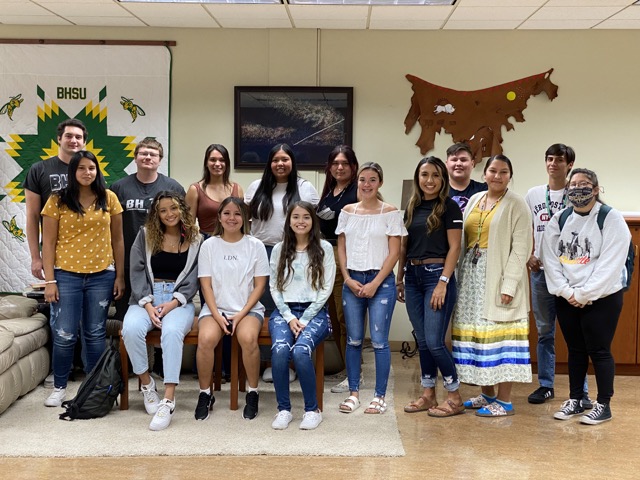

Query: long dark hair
275 201 325 292
569 168 604 204
320 145 359 200
250 144 301 221
405 157 449 234
200 143 231 187
58 151 107 215
213 197 250 236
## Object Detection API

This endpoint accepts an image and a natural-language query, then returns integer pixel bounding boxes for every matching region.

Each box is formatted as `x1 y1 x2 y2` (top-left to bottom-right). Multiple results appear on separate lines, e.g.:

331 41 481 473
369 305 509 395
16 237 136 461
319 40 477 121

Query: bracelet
44 280 57 284
396 281 404 286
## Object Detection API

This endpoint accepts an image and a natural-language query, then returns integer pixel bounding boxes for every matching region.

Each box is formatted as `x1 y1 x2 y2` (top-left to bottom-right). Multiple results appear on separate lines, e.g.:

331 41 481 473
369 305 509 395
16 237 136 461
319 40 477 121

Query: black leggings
555 290 624 404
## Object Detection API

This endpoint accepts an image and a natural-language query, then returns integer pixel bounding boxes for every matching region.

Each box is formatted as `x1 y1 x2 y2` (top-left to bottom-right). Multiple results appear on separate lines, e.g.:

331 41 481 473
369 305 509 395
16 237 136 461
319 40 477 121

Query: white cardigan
458 190 533 322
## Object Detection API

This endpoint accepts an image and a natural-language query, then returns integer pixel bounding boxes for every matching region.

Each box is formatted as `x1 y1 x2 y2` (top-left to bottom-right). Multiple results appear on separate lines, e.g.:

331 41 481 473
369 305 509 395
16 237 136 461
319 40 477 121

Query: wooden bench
230 320 325 411
118 317 223 410
119 317 325 411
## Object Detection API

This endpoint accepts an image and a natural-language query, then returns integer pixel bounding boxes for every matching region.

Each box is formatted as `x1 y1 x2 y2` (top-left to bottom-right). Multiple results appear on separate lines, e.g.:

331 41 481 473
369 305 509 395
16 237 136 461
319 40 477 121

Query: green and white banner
0 44 171 292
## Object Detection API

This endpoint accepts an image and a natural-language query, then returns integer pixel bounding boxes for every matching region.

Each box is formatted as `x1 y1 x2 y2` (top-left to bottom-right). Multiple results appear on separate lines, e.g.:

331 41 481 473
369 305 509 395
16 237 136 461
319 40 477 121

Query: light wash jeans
342 270 397 398
50 269 114 388
122 281 194 385
531 270 588 394
269 303 329 412
404 263 459 391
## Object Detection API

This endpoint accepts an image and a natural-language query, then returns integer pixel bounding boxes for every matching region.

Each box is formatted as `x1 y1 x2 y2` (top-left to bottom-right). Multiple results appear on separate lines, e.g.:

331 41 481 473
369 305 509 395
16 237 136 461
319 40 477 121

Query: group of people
25 119 630 432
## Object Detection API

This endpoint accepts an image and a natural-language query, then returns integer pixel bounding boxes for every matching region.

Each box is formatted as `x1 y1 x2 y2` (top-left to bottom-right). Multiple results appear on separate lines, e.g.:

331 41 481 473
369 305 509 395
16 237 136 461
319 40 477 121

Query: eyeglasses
568 182 594 189
138 151 159 158
331 161 350 168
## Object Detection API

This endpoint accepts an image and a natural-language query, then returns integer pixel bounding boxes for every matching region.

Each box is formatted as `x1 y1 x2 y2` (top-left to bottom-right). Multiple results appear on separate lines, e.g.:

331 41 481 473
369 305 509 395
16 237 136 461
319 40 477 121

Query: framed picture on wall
234 86 353 170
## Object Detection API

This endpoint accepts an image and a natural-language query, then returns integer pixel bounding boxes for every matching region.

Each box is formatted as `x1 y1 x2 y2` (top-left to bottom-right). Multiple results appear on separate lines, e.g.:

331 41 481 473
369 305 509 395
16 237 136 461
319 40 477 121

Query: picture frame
234 86 353 170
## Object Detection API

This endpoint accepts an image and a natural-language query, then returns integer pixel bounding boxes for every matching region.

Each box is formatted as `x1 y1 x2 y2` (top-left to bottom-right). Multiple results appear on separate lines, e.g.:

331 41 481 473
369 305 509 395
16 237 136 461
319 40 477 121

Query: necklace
471 190 507 264
545 184 568 219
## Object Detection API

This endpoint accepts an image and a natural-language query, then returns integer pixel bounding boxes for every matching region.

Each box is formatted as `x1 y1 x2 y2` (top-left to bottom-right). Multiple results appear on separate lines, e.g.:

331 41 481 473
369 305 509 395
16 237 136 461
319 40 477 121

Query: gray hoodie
541 202 630 305
128 227 203 307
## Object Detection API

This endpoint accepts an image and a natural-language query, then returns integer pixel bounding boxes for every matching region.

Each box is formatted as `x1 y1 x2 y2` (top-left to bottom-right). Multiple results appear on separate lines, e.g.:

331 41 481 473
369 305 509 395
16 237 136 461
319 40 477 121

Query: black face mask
567 186 595 208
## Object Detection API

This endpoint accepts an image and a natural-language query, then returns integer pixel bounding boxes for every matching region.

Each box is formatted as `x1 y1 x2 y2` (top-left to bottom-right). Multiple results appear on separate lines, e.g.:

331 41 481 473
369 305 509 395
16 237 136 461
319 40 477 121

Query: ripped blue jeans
269 303 329 412
50 268 115 389
342 270 397 398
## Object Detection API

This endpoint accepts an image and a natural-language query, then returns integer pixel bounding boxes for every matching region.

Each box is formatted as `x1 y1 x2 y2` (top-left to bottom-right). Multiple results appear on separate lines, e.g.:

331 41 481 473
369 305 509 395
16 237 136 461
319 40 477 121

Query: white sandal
364 397 387 414
339 395 360 413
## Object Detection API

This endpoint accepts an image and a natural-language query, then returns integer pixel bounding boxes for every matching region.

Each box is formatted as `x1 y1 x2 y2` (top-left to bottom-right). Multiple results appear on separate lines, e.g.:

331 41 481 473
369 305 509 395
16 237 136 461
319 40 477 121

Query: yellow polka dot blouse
41 189 123 274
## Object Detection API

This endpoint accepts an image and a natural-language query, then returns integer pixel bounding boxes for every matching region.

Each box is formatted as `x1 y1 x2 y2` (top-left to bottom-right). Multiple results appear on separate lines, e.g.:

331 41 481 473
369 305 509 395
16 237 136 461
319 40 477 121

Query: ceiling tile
519 18 602 28
370 5 453 20
295 18 367 28
457 0 544 6
450 6 539 20
531 6 625 20
544 0 631 6
33 2 132 17
369 19 445 28
609 5 640 19
0 14 72 25
443 19 524 28
288 5 366 19
594 18 640 27
204 4 291 27
119 2 209 18
0 2 52 14
63 16 146 27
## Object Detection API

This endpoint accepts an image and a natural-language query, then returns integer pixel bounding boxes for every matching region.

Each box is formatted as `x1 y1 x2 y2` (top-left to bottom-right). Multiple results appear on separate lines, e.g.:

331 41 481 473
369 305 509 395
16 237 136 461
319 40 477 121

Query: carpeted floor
0 353 404 458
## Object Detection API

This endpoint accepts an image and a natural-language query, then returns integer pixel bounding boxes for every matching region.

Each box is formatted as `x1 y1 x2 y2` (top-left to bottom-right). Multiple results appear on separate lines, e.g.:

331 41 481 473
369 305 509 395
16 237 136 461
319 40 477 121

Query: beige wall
2 25 638 341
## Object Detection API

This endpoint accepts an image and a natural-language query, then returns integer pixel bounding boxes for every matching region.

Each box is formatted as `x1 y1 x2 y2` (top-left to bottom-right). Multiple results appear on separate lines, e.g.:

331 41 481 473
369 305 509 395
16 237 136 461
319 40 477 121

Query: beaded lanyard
545 184 568 219
471 190 507 265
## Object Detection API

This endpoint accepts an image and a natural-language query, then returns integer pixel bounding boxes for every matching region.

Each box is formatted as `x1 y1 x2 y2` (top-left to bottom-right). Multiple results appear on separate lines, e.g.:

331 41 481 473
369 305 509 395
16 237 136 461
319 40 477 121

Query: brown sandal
404 395 438 413
427 399 466 418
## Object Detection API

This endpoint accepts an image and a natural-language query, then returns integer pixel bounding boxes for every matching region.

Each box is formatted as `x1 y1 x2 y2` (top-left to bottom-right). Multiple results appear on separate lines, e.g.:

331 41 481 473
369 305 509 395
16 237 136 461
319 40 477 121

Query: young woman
196 197 269 421
185 144 244 235
317 145 359 393
451 155 533 417
396 157 464 417
336 162 407 415
121 191 202 431
244 143 319 381
269 201 336 430
41 150 124 407
542 168 631 425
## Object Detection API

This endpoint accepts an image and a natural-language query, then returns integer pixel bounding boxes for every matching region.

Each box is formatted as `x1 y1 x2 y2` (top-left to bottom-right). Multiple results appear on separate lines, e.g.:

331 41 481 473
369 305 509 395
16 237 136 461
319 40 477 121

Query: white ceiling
0 0 639 30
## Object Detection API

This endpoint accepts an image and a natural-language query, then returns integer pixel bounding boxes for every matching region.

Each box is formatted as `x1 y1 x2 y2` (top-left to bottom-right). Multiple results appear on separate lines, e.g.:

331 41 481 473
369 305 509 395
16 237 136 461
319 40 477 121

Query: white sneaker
141 377 160 415
44 373 54 389
271 410 293 430
330 373 364 393
300 410 323 430
262 367 273 382
149 398 175 431
44 387 66 407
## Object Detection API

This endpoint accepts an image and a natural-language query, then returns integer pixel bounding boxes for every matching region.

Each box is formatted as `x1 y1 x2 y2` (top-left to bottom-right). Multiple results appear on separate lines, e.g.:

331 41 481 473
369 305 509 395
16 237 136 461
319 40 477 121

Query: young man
24 119 87 280
525 143 590 407
110 137 185 321
445 142 487 213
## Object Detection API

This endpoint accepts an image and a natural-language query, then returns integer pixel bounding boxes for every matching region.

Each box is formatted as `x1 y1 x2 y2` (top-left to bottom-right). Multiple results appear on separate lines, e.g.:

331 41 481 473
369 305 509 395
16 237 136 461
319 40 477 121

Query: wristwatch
439 275 449 284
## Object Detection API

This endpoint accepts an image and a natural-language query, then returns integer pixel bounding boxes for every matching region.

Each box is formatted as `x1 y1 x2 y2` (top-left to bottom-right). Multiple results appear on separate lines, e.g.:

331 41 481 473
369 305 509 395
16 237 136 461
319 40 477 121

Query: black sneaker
194 392 215 421
580 395 593 410
580 402 612 425
528 386 554 404
243 391 259 420
553 399 585 420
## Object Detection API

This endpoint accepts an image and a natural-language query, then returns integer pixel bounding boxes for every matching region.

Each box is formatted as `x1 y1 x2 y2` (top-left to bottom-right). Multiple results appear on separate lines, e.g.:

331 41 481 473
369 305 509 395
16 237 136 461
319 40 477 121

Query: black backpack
59 341 123 420
558 205 635 292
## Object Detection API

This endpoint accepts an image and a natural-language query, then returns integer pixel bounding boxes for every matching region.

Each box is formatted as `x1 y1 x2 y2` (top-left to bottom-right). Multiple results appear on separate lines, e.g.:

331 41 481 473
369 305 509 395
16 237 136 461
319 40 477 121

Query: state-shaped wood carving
404 69 558 165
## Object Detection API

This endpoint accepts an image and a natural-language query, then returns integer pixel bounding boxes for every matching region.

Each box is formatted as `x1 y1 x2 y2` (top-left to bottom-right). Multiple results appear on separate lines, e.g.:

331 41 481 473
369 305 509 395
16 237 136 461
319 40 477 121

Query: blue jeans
50 269 115 389
404 263 459 391
270 304 329 412
122 282 195 385
531 270 557 388
531 270 589 394
342 270 397 398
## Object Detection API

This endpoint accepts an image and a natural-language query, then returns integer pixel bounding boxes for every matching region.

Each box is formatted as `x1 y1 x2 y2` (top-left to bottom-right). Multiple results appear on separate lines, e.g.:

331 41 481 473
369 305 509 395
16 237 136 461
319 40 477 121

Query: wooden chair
118 317 223 410
230 319 325 411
